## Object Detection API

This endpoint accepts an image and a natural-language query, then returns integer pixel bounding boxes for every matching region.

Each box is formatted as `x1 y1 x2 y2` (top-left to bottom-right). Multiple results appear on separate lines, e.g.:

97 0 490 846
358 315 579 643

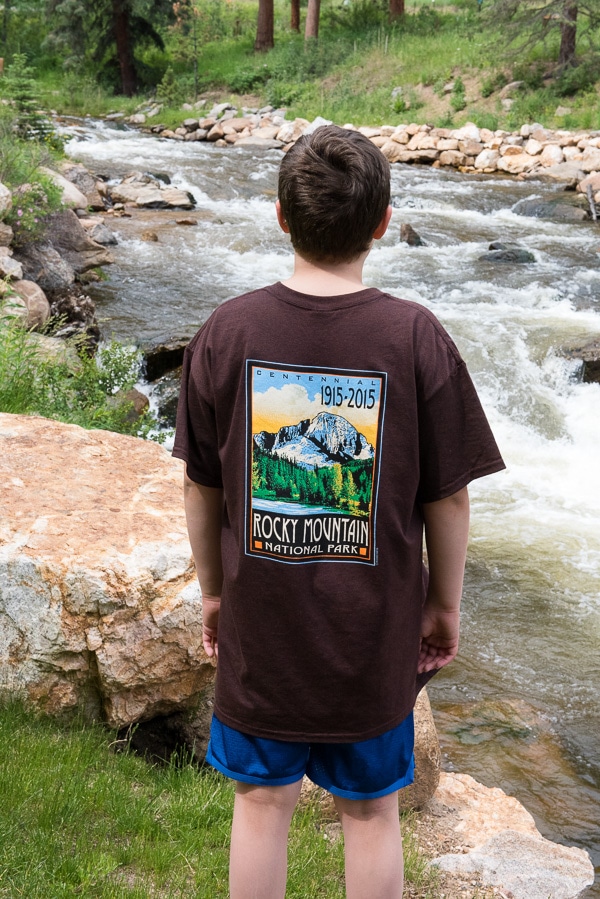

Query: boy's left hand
202 595 221 658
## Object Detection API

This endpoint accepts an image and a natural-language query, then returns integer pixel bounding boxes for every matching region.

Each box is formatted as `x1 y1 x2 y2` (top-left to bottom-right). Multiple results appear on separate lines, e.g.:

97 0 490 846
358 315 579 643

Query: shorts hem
309 755 415 801
206 745 304 787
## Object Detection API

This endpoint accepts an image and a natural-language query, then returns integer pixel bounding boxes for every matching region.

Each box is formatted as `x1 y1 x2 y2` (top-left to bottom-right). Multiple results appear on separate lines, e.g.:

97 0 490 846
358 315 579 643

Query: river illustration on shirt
246 360 387 564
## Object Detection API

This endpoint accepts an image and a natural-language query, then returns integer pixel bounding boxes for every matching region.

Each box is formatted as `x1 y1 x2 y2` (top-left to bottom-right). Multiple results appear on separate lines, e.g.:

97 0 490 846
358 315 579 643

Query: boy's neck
282 251 370 297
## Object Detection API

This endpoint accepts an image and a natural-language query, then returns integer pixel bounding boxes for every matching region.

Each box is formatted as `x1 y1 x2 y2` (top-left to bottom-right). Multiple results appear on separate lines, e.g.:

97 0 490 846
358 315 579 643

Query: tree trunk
389 0 405 19
254 0 274 50
558 3 577 67
291 0 300 32
304 0 320 40
113 0 137 96
2 1 10 49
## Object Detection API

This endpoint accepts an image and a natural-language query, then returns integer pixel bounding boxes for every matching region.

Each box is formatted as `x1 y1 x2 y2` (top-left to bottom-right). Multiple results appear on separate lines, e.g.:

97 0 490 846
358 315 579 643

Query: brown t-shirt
173 283 505 741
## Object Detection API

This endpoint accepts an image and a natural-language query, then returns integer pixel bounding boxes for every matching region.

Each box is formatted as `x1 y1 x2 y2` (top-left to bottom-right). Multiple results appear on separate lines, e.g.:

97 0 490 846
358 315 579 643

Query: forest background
1 0 600 135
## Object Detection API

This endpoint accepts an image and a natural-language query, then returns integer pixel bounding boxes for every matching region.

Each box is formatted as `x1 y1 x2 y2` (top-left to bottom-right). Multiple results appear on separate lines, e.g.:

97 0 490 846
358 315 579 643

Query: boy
173 125 504 898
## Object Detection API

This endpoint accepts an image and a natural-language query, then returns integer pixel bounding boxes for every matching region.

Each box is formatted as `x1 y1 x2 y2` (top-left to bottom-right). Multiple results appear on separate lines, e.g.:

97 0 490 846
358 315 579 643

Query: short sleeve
172 325 223 487
412 308 505 503
417 360 505 502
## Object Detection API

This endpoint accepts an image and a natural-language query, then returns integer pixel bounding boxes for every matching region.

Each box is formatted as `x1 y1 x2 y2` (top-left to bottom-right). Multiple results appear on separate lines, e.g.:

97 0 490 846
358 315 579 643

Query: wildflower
17 209 23 217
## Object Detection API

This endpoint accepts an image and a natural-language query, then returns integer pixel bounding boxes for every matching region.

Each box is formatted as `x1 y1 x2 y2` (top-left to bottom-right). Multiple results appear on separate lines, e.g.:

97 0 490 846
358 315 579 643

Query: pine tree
4 54 54 142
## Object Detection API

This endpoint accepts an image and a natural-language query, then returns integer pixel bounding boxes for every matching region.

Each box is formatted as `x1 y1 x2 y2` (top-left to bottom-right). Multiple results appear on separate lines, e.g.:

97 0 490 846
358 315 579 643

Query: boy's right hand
202 595 221 658
417 606 460 673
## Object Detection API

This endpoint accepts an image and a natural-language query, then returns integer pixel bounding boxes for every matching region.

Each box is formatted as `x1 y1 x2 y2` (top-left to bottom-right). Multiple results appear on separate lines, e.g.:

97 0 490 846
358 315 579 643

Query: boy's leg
333 790 403 899
229 779 303 899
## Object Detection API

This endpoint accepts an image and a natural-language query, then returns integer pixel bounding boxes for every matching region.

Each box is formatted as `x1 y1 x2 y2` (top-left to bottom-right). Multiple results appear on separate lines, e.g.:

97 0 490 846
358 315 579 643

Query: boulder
580 146 600 172
435 829 594 899
0 292 27 320
576 172 600 194
207 123 225 142
0 252 23 281
0 222 13 246
46 285 100 347
109 173 195 210
39 167 89 210
479 247 536 264
380 140 412 164
497 152 538 175
539 143 564 166
143 335 191 382
221 117 254 135
276 118 310 143
524 138 543 156
78 218 118 246
13 241 76 292
0 182 12 216
438 149 467 167
45 209 115 273
235 136 284 150
398 688 440 811
563 339 600 383
0 414 212 727
474 148 500 170
11 279 50 329
400 223 425 246
512 197 588 222
26 332 81 369
152 367 183 428
522 161 584 187
437 138 459 151
451 123 481 142
430 773 595 899
59 163 106 211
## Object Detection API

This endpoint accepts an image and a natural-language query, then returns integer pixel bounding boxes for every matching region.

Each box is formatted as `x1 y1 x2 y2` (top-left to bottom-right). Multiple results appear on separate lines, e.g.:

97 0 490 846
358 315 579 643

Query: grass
0 302 157 438
0 701 439 898
4 0 600 131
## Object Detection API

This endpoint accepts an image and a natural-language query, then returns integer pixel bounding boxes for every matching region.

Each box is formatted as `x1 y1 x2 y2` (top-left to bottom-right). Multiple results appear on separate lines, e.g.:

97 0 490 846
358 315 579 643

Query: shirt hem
213 705 414 744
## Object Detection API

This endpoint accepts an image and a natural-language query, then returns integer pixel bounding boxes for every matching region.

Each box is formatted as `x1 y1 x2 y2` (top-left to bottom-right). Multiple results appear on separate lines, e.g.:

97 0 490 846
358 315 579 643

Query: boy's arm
419 486 470 674
183 470 224 658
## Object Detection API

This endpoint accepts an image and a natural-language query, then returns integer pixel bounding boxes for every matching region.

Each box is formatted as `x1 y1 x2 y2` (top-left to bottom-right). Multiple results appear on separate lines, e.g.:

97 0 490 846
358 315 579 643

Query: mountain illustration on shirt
253 411 374 470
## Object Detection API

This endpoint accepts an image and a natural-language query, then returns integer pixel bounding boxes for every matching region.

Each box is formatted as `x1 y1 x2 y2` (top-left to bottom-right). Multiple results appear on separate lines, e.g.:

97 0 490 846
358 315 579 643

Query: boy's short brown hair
278 124 391 264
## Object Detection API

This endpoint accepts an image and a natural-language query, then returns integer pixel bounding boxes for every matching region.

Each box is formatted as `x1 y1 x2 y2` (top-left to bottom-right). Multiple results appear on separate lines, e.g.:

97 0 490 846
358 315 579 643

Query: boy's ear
275 200 290 234
373 205 393 240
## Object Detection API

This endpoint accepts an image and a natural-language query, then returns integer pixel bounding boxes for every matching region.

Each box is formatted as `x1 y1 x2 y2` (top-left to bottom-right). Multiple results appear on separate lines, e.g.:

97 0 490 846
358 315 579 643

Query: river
64 120 600 893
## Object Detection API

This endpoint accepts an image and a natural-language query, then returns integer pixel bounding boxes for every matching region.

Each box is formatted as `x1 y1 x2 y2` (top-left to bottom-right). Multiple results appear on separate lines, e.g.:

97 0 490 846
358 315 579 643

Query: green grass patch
0 303 157 438
0 701 439 898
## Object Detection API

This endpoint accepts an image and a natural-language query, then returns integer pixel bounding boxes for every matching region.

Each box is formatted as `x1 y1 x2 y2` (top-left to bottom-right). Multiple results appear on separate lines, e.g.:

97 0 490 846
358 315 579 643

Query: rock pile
0 163 114 340
137 102 600 199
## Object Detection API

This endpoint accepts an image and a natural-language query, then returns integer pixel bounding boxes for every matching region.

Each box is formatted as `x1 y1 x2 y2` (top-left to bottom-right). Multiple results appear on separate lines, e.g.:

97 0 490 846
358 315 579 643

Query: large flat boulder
0 414 212 727
431 773 595 898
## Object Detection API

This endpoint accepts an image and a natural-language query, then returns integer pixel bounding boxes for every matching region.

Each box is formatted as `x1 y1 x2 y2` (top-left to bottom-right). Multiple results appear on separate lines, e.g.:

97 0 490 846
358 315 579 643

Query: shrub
555 59 600 97
450 76 467 111
471 110 499 130
228 65 271 94
0 305 158 438
156 66 184 106
3 177 63 248
480 71 508 97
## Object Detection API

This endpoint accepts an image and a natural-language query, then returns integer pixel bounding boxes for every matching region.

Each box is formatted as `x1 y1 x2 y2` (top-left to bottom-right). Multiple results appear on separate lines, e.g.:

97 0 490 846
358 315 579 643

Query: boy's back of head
278 124 391 265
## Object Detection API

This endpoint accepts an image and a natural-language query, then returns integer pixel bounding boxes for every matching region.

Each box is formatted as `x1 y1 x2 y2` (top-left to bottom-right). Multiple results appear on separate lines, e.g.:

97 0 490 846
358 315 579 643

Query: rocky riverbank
122 100 600 205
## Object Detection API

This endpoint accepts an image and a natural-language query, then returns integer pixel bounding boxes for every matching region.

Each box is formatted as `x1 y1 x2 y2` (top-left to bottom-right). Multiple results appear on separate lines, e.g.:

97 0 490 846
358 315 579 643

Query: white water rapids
65 120 600 890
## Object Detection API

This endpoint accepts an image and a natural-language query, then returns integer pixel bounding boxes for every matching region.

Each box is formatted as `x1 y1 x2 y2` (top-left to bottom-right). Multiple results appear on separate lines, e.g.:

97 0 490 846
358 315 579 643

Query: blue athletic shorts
205 713 415 800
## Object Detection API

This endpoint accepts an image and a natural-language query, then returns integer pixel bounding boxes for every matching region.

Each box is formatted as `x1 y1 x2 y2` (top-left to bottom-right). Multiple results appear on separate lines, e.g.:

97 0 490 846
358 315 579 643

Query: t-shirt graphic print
246 360 387 565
